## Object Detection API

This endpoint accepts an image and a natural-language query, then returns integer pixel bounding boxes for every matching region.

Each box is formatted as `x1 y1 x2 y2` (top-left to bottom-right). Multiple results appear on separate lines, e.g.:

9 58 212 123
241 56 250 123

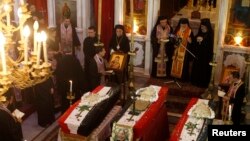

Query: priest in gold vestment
171 18 194 81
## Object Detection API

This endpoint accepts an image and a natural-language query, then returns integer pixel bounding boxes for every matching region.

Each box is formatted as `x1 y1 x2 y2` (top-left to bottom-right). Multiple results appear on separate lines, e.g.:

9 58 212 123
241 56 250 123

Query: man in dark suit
83 26 98 70
222 71 246 125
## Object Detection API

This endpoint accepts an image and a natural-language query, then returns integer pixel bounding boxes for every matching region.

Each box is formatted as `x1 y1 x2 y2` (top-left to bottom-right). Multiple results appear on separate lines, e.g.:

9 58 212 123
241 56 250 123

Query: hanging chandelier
0 0 52 100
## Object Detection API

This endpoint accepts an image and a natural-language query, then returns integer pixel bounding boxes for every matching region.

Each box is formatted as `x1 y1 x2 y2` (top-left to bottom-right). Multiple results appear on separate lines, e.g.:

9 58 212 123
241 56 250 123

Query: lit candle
228 105 232 120
17 8 23 42
20 0 24 5
23 26 30 63
4 4 10 27
36 33 42 66
41 31 48 63
97 0 102 41
69 80 73 92
33 21 39 54
0 32 7 74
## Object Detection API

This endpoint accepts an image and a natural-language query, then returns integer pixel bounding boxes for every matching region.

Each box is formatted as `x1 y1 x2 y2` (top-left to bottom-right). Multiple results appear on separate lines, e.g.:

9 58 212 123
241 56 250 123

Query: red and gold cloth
171 27 191 78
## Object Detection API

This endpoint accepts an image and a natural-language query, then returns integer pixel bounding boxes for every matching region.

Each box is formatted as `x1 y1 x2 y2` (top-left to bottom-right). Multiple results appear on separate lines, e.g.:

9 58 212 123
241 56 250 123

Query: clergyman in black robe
34 78 55 127
150 16 174 78
56 17 81 56
83 26 98 70
109 24 130 83
0 89 23 141
191 18 214 88
55 55 85 113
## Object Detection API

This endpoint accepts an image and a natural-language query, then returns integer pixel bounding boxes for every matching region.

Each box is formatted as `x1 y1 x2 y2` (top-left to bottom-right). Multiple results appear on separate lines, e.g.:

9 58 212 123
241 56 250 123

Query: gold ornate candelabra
0 0 52 101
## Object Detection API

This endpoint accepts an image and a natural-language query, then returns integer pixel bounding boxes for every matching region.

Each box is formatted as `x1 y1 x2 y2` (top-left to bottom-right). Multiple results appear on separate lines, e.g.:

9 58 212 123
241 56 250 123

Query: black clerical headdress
114 24 125 31
179 18 189 24
201 18 211 28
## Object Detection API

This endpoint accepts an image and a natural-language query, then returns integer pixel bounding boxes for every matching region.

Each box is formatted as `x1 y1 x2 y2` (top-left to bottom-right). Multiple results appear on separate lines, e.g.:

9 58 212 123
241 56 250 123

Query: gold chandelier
0 0 52 101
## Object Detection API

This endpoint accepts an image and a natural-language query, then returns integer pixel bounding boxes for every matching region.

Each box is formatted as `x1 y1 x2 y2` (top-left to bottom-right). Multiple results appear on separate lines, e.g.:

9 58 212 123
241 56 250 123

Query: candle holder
94 35 104 47
67 92 75 106
224 117 233 125
0 0 52 100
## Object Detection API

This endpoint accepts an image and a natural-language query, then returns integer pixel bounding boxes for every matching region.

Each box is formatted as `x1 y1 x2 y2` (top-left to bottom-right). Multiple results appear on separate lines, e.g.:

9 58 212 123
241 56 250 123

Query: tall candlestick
36 33 41 66
41 31 48 63
17 8 24 42
33 21 39 54
69 80 73 92
0 32 7 74
4 4 10 27
97 0 102 41
23 26 30 63
228 105 232 120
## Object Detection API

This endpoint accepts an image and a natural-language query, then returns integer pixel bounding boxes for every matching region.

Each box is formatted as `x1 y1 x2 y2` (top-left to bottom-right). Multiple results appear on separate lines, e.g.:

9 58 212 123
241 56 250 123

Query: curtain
27 0 48 24
94 0 114 59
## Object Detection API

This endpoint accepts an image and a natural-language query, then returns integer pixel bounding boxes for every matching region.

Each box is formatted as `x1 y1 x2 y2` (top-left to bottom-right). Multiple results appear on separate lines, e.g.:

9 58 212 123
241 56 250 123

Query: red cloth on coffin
169 98 198 141
133 86 169 141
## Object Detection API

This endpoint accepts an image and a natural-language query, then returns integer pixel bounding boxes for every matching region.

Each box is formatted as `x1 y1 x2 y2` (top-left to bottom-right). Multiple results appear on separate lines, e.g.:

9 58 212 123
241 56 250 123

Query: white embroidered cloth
64 86 111 134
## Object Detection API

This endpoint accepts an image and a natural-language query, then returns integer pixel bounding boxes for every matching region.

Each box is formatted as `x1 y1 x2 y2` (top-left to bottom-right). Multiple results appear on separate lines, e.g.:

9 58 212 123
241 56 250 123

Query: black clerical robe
231 83 245 125
34 78 55 127
55 55 85 113
191 32 213 88
87 58 102 91
109 35 130 54
83 36 98 69
109 35 130 83
0 107 23 141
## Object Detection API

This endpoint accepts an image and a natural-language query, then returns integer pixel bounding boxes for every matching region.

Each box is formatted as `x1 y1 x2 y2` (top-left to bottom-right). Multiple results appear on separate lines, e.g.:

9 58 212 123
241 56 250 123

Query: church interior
0 0 250 141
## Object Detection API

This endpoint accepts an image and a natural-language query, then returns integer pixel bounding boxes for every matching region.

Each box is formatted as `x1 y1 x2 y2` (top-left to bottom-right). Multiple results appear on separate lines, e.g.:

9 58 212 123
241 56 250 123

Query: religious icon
108 52 127 71
62 2 71 18
125 0 146 15
111 123 133 141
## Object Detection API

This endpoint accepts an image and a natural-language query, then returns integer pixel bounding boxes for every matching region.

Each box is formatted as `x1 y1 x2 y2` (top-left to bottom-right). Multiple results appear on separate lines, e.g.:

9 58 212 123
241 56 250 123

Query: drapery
94 0 114 59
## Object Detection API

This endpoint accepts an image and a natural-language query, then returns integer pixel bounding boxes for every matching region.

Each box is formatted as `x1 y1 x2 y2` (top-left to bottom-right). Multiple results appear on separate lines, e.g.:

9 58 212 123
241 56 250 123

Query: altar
111 86 169 141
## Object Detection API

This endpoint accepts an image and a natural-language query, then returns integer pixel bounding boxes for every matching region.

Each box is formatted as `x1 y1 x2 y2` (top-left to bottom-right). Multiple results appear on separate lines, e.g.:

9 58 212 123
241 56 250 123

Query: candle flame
4 4 10 12
33 21 39 30
0 32 6 44
133 20 139 33
40 31 47 41
234 35 243 45
17 8 22 18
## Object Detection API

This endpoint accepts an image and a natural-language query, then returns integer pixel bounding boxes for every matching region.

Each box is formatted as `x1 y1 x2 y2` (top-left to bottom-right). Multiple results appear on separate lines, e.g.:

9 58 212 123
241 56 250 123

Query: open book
12 109 25 119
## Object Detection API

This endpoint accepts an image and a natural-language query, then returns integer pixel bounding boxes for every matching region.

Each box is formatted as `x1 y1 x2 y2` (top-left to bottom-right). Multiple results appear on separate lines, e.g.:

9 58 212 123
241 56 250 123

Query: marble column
114 0 124 25
145 0 160 76
47 0 56 28
214 0 230 84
